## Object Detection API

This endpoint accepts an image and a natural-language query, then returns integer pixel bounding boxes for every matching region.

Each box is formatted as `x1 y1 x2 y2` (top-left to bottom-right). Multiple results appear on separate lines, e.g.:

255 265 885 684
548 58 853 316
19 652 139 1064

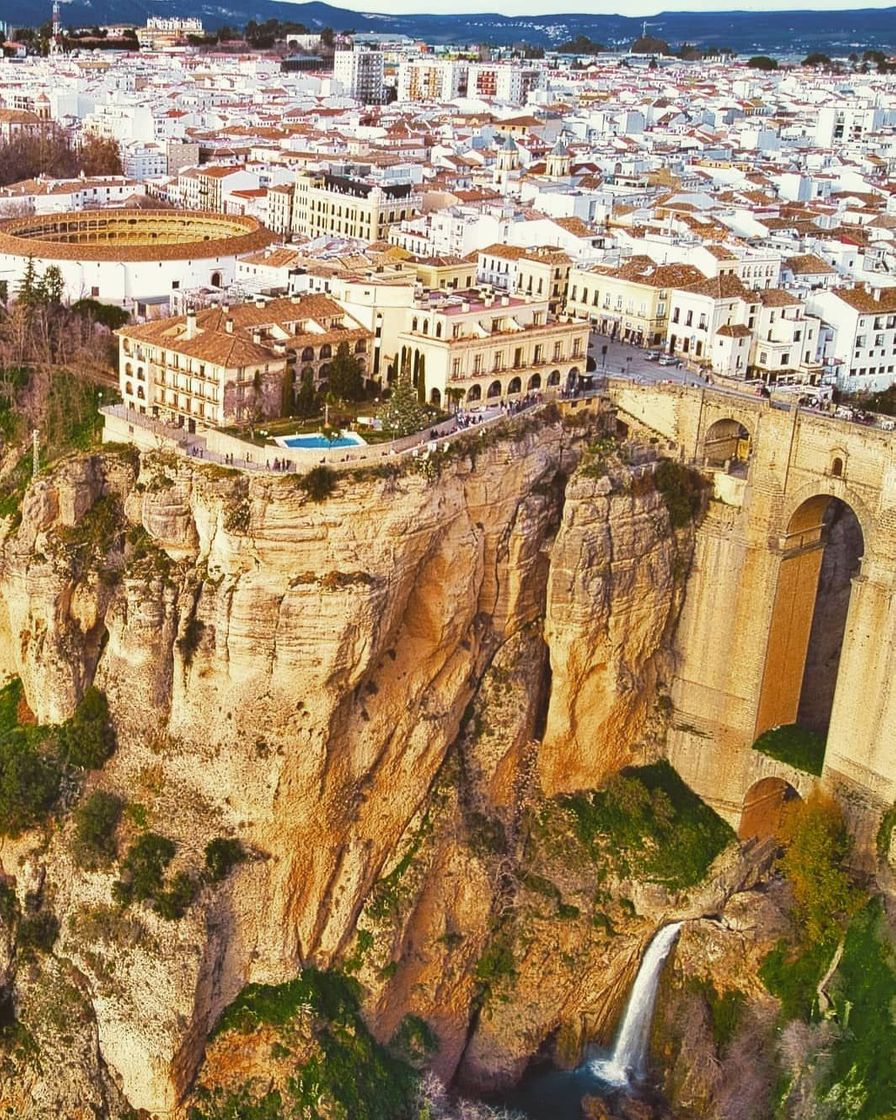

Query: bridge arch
779 479 874 557
739 776 801 841
756 493 865 749
702 417 751 468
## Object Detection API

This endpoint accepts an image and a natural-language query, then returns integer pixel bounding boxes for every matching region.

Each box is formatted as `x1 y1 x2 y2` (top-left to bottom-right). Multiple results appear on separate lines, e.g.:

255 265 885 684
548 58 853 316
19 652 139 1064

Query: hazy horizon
295 0 895 15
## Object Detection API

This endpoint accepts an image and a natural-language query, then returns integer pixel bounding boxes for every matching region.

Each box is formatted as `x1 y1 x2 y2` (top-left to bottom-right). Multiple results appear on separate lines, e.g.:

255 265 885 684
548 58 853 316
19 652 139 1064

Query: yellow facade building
393 290 589 406
567 257 706 347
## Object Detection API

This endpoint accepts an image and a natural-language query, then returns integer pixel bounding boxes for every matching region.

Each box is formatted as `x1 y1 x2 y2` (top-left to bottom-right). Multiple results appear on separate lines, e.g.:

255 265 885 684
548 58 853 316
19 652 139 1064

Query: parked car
879 417 895 431
644 351 661 362
658 354 680 367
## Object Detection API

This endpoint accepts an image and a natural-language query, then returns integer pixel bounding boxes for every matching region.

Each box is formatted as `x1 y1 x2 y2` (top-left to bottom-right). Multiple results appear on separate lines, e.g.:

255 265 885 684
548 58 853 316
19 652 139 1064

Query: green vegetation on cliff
760 794 896 1119
560 760 734 889
0 367 115 521
113 832 197 920
654 459 708 528
752 723 826 775
819 898 896 1118
190 969 422 1120
0 677 115 837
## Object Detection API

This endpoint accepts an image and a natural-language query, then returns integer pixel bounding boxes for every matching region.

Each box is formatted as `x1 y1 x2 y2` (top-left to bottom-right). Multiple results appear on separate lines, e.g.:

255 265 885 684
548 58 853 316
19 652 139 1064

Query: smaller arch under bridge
609 380 896 845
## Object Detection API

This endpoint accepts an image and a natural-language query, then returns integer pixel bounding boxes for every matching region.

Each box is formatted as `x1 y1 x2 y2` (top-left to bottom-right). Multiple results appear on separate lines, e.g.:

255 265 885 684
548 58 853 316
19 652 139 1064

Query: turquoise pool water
278 433 367 449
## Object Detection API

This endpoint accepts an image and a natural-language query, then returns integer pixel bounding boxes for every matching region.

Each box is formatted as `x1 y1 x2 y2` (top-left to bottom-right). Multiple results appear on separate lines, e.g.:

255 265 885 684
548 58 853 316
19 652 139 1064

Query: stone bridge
609 379 896 848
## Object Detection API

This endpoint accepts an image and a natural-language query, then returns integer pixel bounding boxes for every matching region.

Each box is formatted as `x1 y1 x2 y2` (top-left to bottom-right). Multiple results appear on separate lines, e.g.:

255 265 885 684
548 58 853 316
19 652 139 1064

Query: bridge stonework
609 380 896 846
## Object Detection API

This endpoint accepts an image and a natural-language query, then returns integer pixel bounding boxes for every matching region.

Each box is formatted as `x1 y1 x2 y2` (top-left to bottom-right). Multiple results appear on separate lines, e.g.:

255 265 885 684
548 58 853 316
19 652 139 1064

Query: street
588 332 711 389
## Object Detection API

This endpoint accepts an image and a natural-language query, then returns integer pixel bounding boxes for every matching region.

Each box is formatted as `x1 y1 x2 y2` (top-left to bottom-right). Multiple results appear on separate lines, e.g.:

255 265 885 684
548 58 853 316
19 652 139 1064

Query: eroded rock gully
0 417 721 1117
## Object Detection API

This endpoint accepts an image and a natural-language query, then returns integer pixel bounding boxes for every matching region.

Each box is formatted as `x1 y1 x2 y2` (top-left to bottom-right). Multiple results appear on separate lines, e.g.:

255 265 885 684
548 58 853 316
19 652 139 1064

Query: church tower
494 134 520 193
546 136 571 180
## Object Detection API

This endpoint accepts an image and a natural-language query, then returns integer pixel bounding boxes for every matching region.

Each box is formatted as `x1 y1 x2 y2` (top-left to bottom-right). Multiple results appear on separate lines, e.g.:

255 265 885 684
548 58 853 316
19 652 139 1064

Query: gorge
0 390 894 1119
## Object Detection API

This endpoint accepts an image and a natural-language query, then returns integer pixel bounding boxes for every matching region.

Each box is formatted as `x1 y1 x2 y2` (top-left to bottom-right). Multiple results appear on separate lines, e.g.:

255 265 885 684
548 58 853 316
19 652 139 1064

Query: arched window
301 346 314 362
354 339 366 354
319 344 332 360
831 455 844 478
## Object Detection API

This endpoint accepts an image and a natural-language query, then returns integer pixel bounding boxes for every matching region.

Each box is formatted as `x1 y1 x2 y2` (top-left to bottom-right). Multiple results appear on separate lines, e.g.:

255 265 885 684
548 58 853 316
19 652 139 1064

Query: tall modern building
333 48 386 105
466 63 544 106
397 59 468 102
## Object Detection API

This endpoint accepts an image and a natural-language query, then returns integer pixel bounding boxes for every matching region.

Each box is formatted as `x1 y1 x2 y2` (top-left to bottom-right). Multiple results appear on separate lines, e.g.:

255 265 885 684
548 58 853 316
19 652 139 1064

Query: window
452 358 462 376
473 354 482 373
553 341 561 360
759 351 768 364
672 308 680 324
685 310 693 327
781 354 790 366
698 314 707 330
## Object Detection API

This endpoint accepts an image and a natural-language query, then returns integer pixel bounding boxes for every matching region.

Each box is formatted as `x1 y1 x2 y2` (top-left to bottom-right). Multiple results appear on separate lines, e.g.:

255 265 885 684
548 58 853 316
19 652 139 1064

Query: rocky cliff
0 410 724 1117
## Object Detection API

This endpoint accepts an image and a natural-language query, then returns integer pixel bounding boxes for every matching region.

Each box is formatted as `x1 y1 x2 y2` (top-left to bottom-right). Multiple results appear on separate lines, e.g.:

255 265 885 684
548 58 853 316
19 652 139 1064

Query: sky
324 0 895 13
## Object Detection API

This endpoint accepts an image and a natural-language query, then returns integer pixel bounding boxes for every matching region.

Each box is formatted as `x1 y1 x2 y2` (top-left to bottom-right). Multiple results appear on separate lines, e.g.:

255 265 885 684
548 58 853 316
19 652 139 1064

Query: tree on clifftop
558 35 605 55
328 341 364 402
382 372 429 438
631 35 669 55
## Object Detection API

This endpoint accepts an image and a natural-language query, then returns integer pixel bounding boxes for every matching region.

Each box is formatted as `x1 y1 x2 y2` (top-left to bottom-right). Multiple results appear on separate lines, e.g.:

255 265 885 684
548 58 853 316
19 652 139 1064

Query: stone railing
101 392 606 476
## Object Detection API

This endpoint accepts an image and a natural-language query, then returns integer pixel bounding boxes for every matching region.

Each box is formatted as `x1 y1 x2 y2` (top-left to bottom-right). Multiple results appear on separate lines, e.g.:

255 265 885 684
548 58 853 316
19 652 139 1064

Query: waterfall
589 921 683 1088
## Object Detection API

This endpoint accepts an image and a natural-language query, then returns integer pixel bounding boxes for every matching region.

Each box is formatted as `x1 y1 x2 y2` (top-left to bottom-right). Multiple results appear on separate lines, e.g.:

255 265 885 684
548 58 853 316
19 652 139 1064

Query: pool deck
274 432 368 450
101 391 605 476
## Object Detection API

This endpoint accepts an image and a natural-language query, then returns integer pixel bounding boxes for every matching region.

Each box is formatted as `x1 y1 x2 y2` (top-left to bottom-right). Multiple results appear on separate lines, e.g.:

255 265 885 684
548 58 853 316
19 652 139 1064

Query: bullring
0 209 274 310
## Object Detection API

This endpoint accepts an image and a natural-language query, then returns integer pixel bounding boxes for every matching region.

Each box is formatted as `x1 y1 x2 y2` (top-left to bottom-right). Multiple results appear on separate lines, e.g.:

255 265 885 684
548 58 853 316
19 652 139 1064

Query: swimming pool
275 432 368 450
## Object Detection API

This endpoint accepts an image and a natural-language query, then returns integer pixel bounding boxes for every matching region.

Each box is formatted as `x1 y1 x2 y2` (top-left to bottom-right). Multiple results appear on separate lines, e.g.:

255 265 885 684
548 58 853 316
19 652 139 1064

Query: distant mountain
1 0 895 54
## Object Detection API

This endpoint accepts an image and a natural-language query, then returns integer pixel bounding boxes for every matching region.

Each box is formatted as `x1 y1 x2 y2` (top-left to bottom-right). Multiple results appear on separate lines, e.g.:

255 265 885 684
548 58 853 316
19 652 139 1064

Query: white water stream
589 921 683 1087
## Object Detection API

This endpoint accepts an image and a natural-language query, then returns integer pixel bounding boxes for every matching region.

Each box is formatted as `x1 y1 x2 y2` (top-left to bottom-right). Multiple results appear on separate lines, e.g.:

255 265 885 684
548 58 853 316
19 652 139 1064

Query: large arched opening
703 418 751 470
739 777 801 841
756 495 865 753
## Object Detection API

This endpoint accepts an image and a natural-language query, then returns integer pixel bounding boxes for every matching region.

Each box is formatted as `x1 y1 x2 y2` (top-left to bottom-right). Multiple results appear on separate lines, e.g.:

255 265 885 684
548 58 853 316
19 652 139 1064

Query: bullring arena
0 210 274 312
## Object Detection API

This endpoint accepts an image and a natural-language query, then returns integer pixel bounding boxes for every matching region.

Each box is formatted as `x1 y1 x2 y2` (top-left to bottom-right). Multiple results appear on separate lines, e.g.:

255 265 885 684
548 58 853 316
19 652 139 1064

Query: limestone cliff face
0 415 697 1117
541 472 688 795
